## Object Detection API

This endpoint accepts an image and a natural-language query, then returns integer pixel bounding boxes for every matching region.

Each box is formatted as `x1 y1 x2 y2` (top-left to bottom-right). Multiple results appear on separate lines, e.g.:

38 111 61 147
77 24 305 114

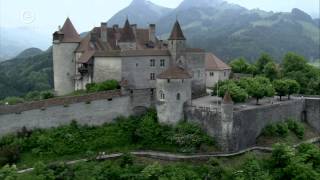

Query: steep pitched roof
157 65 191 79
60 17 80 43
168 20 186 40
119 19 136 42
205 53 231 71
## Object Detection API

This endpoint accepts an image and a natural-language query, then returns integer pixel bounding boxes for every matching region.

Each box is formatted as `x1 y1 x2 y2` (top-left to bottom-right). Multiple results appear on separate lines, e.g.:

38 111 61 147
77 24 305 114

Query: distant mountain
0 27 50 61
107 0 320 62
15 48 43 59
0 48 53 99
314 18 320 27
107 0 172 27
177 0 224 10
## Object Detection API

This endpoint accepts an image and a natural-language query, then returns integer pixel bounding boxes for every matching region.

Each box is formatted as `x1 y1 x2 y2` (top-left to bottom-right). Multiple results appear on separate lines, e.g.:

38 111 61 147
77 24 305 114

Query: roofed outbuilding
205 53 231 71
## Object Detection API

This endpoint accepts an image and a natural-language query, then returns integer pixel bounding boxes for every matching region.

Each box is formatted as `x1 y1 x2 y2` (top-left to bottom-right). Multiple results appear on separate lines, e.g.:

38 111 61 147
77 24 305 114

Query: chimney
149 24 156 42
113 24 120 46
100 22 108 42
131 24 137 37
113 24 119 30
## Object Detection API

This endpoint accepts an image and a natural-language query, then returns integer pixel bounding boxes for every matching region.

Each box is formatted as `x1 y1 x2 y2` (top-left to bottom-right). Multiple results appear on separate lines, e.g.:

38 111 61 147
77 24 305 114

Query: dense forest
0 48 53 99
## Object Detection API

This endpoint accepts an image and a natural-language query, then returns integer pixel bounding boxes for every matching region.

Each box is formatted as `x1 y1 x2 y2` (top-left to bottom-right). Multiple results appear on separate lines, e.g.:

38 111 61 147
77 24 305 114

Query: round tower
156 66 192 125
53 18 80 96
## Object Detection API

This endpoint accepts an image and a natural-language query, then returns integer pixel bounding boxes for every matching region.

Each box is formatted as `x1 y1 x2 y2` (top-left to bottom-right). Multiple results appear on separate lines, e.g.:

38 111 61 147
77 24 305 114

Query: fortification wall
184 106 221 139
231 99 305 151
0 90 132 137
305 98 320 131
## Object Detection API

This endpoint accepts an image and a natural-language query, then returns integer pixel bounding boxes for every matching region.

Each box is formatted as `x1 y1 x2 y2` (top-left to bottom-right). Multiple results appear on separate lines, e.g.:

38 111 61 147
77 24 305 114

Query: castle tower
118 18 136 50
168 20 186 64
53 18 80 96
156 65 192 125
220 92 234 152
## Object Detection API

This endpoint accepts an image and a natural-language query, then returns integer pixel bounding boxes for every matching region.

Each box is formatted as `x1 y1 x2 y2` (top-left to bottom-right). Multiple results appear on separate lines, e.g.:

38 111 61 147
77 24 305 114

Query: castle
53 18 231 124
0 18 318 152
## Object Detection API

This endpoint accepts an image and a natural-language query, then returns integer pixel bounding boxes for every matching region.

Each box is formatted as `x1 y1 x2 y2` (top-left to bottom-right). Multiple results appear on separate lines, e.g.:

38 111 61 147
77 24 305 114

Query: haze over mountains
0 27 49 61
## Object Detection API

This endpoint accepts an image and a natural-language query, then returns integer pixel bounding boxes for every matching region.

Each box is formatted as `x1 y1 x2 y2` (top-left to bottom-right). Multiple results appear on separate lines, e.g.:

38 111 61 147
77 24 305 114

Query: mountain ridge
107 0 172 27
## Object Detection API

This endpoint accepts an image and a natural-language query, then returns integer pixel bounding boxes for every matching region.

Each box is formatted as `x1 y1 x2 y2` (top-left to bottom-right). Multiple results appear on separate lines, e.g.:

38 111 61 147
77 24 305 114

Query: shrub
171 122 214 153
275 122 289 137
262 124 277 137
0 165 18 180
262 122 289 137
24 91 41 101
262 120 304 139
40 91 55 100
120 153 134 168
286 120 305 139
86 80 119 93
2 97 24 105
0 145 20 166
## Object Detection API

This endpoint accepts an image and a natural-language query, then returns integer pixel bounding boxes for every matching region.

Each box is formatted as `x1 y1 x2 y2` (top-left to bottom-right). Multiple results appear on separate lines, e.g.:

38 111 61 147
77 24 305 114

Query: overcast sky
0 0 319 36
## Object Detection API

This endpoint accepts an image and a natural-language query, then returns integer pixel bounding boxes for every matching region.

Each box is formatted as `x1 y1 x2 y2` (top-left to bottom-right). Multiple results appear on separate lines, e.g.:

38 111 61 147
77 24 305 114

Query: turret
156 65 192 125
168 20 186 63
52 17 80 96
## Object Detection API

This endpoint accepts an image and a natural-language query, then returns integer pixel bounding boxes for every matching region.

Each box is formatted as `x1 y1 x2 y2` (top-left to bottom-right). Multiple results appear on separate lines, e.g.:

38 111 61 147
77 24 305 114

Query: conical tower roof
119 19 135 42
60 17 80 43
168 20 186 40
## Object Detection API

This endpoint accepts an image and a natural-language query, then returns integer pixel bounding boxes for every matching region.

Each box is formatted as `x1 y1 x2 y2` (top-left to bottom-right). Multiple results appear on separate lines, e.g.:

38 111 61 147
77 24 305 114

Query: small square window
210 72 214 77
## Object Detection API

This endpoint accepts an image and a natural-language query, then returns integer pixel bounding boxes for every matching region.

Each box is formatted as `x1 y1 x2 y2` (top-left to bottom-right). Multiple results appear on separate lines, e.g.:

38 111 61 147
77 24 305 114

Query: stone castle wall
305 98 320 132
0 92 319 152
185 98 320 152
231 99 305 151
0 90 133 137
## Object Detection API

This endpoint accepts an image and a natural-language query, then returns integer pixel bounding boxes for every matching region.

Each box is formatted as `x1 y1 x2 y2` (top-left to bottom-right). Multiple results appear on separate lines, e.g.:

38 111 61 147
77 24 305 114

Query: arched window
177 93 180 100
159 90 165 100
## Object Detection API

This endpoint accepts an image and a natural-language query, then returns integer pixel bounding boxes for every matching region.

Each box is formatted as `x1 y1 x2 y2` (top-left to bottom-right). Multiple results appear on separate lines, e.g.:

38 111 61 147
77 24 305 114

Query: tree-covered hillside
157 6 319 62
0 48 53 99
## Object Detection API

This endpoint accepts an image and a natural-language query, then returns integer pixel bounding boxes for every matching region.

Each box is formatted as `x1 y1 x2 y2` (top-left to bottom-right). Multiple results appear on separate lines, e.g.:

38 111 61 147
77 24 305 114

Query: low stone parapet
0 90 121 115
